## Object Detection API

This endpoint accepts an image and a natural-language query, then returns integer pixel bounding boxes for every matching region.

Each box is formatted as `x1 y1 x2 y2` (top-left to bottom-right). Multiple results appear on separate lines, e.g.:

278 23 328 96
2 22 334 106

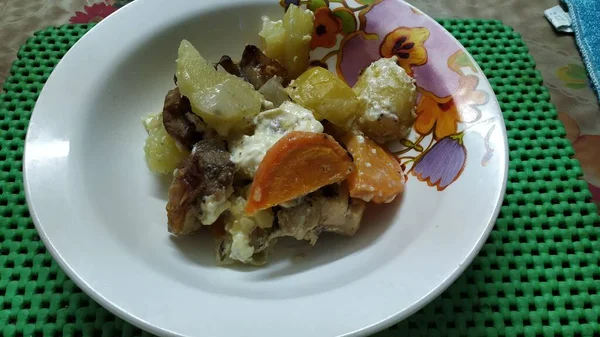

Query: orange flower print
311 7 343 50
380 27 429 75
415 75 487 140
414 90 459 140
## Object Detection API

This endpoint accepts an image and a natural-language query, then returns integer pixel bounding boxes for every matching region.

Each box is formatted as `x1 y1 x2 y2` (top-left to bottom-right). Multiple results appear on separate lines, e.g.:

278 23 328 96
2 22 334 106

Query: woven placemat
0 20 599 337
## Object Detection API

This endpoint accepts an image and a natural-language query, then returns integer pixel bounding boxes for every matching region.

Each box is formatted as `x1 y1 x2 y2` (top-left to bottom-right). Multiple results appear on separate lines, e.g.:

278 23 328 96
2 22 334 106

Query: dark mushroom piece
162 87 212 150
216 45 290 90
216 55 245 79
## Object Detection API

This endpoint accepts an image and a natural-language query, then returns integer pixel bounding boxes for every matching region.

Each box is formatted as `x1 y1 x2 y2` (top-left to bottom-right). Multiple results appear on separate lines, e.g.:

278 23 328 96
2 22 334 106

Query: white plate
24 0 508 336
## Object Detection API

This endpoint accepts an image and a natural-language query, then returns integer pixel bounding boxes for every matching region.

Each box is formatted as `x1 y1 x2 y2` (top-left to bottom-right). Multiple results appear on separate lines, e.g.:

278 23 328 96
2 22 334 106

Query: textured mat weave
1 21 599 337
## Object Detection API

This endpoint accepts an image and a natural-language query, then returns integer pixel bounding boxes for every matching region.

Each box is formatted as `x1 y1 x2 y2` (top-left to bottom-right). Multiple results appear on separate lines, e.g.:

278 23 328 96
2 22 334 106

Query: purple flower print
412 134 467 191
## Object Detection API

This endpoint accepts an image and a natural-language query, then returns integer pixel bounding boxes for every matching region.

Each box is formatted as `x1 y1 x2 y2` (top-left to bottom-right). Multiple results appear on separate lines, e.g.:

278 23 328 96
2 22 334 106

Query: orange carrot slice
245 131 354 215
340 130 404 203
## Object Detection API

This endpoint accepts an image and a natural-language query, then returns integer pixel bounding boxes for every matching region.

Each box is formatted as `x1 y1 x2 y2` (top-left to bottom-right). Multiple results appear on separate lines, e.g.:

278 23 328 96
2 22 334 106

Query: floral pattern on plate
281 0 497 191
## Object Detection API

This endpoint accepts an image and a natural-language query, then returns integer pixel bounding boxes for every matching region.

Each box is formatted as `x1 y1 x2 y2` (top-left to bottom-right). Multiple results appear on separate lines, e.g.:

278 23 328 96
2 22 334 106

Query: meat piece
216 45 290 90
162 87 212 150
213 184 365 265
275 184 365 243
318 196 365 236
277 201 320 244
166 139 235 235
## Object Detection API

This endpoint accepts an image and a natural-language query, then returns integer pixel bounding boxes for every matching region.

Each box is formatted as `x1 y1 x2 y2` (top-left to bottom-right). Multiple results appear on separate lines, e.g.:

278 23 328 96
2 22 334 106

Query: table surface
0 0 598 210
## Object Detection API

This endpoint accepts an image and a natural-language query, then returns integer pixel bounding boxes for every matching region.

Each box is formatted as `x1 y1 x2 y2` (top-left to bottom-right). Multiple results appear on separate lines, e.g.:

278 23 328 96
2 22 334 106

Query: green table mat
1 20 599 337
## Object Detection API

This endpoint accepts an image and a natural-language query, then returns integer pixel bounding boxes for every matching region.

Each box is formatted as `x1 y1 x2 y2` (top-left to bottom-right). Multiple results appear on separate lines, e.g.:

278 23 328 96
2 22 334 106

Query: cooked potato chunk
283 5 314 78
143 113 189 174
176 40 263 136
259 5 314 79
259 17 286 64
286 66 360 128
353 56 417 143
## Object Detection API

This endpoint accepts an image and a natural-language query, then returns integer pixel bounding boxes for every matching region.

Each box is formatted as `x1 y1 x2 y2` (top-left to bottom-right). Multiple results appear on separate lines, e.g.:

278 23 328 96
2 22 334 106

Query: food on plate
142 5 418 265
260 4 314 78
334 126 405 203
143 112 189 174
245 131 354 215
162 87 213 150
216 45 290 90
286 66 360 128
166 138 234 234
276 183 366 243
216 193 275 265
229 101 324 178
176 40 264 136
353 56 417 143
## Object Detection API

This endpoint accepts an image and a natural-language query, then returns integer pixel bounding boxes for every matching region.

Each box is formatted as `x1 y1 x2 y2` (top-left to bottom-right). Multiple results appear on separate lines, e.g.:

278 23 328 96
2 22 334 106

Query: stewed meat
166 139 235 235
276 183 365 243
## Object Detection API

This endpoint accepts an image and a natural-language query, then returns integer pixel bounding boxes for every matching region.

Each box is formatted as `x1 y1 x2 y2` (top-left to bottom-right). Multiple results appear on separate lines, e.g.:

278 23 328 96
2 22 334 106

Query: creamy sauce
230 229 254 262
198 188 231 225
225 196 274 262
230 101 323 177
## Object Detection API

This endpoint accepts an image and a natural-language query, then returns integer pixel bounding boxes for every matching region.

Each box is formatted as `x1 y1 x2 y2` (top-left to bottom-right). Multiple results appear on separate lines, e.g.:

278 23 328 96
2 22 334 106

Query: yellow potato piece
176 40 263 136
353 57 417 143
143 113 189 175
283 5 314 78
259 5 314 79
286 66 360 128
259 17 286 63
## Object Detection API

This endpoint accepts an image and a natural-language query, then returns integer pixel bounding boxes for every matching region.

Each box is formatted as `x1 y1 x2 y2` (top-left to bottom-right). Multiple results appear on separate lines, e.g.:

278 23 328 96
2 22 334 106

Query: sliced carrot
338 129 404 203
245 131 354 215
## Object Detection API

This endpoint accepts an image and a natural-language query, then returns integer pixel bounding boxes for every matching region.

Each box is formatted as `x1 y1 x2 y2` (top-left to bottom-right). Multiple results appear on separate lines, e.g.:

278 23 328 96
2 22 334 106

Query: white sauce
230 101 323 177
198 188 231 225
230 231 254 262
253 187 262 202
225 197 274 262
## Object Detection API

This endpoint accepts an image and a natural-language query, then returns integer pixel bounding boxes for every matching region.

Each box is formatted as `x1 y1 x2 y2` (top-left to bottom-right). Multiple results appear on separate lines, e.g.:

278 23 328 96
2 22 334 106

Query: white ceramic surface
23 0 508 336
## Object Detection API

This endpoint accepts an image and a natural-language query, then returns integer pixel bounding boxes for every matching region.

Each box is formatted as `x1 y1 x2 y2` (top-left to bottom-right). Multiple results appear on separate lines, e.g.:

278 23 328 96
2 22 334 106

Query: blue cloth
562 0 600 101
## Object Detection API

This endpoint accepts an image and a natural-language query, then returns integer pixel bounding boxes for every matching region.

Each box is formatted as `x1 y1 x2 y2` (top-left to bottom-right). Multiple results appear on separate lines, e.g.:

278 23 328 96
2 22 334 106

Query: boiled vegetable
286 66 360 128
259 5 314 79
335 127 404 203
245 131 353 214
353 56 417 143
143 113 189 174
176 40 263 136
